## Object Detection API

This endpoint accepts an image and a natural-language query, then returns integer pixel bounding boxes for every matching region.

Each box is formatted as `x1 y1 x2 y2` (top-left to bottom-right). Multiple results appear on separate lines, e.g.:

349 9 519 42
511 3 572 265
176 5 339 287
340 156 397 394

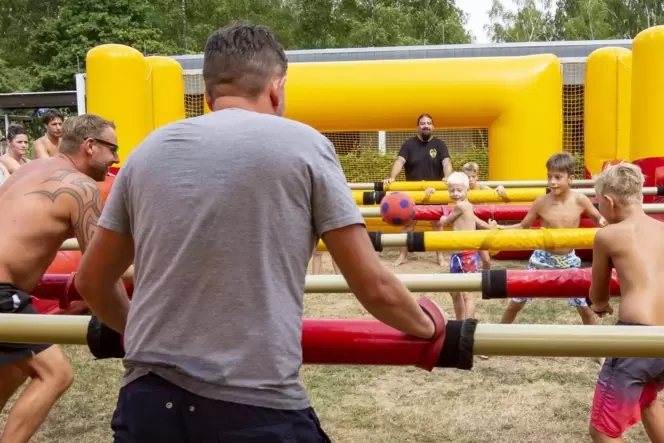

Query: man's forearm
389 162 403 180
355 275 434 339
77 278 130 334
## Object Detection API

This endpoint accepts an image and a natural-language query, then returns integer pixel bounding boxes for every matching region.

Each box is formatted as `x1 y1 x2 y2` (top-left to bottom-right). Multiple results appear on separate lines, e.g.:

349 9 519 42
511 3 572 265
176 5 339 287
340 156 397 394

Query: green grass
0 252 650 442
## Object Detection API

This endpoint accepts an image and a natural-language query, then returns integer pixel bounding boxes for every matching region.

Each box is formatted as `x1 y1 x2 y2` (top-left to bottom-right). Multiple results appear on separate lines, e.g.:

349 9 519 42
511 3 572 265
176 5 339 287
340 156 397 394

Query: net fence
183 59 586 183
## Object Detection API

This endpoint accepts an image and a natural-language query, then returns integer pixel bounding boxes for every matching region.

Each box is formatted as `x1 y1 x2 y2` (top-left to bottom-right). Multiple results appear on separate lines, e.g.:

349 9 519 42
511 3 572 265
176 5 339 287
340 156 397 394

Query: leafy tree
486 0 557 42
27 0 172 90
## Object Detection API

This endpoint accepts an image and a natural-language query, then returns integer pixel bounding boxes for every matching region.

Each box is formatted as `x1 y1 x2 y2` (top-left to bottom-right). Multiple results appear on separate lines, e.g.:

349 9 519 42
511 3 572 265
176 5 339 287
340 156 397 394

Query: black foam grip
87 316 125 359
374 182 384 192
658 186 664 196
482 269 507 299
374 191 386 204
362 192 375 205
435 319 476 370
407 232 425 252
368 231 383 252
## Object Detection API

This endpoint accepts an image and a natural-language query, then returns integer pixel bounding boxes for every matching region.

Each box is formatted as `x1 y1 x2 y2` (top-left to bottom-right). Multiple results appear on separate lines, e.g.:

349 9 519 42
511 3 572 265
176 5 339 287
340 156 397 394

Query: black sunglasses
90 137 119 154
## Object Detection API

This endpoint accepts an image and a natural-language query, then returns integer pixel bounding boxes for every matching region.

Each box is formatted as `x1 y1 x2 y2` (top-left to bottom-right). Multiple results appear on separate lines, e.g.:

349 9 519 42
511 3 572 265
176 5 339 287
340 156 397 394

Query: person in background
461 161 506 270
33 109 64 159
0 126 31 175
383 114 453 267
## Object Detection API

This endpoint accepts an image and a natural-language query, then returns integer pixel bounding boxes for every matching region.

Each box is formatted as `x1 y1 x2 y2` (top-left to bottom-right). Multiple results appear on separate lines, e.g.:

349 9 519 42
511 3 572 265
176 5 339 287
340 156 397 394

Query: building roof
174 39 633 91
171 39 632 68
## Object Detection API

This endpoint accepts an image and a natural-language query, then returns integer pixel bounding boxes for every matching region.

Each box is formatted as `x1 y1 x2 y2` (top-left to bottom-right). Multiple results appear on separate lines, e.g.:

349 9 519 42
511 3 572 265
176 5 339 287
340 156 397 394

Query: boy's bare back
594 215 664 326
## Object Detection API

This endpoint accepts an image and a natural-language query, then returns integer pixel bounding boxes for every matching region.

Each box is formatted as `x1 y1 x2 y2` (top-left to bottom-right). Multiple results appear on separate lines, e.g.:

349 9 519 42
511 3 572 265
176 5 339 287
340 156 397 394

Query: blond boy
461 162 506 270
587 162 664 442
439 172 497 320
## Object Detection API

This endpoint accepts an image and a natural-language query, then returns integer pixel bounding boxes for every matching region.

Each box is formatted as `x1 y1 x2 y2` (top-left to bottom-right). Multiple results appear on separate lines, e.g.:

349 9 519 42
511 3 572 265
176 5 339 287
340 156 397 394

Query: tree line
0 0 661 93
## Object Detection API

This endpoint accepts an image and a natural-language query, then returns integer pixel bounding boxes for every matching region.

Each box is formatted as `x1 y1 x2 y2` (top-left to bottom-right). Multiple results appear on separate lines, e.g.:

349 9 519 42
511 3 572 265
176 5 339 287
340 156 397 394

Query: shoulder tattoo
26 169 102 251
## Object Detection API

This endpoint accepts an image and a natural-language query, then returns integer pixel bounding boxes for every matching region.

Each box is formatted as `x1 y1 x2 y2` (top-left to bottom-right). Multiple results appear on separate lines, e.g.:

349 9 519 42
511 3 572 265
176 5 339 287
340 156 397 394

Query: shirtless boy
0 126 31 175
587 162 664 443
498 153 608 327
0 114 129 443
439 172 497 320
461 162 506 270
33 109 63 159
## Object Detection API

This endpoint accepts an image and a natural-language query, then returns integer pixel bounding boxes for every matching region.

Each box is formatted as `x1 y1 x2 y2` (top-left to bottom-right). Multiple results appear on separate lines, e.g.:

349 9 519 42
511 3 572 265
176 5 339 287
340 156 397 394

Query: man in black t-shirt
383 114 453 267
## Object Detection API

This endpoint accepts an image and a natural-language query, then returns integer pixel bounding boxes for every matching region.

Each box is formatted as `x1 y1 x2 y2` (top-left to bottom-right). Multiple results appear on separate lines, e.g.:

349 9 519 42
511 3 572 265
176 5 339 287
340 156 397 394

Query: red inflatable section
506 268 619 298
31 268 619 308
632 157 664 204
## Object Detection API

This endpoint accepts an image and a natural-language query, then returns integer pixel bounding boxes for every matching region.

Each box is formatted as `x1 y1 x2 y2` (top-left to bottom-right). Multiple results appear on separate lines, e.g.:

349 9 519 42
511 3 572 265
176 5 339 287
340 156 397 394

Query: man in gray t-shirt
75 22 440 442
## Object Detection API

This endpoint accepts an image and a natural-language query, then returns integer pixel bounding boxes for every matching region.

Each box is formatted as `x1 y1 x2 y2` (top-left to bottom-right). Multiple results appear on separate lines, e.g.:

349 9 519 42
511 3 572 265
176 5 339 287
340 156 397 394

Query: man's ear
269 76 287 109
204 88 213 112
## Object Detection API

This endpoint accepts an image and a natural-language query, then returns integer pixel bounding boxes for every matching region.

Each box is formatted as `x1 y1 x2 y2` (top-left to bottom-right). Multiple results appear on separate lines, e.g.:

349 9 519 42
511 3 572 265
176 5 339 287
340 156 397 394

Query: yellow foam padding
284 55 562 180
316 228 597 252
584 47 632 175
353 188 547 205
631 26 664 161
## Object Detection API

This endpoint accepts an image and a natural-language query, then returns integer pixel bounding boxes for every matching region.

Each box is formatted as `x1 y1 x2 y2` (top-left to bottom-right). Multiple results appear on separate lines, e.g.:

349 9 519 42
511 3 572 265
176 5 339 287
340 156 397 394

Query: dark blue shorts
111 373 332 443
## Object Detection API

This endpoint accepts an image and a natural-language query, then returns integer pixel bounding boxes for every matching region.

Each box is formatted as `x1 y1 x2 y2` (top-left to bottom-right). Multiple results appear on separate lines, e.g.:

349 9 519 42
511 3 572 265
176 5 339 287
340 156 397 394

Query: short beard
420 132 431 141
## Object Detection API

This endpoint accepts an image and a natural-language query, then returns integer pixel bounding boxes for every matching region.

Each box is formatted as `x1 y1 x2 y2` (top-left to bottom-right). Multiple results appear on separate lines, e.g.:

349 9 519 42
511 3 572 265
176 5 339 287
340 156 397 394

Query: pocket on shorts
218 422 296 443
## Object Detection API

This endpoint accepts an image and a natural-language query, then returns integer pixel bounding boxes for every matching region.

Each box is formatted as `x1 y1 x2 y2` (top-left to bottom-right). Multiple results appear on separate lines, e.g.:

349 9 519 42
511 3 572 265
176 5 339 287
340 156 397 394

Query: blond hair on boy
594 162 645 205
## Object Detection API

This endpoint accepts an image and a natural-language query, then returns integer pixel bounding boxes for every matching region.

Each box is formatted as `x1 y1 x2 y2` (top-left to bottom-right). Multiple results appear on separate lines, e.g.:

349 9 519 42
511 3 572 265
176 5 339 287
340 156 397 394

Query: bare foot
478 355 489 360
593 356 605 367
392 256 408 267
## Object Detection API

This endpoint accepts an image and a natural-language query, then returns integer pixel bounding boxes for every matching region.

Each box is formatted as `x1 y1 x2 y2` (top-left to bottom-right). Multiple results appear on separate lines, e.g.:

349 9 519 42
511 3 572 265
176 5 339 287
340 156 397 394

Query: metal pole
349 179 599 191
305 273 481 293
3 314 664 359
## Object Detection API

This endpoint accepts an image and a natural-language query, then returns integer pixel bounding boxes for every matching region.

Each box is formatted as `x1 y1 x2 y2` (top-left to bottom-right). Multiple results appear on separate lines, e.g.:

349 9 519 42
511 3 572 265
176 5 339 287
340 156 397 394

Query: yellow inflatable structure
86 46 185 167
86 50 561 178
584 47 632 176
285 56 562 181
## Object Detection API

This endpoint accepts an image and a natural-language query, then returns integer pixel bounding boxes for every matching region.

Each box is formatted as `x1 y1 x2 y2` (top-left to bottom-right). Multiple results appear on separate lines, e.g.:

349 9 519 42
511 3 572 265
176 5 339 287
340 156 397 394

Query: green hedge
337 144 490 183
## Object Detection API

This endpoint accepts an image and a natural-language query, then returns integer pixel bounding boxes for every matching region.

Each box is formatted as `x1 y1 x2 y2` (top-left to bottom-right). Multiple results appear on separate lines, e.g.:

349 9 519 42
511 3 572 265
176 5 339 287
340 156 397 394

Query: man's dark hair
417 113 434 125
7 125 27 142
203 21 288 101
43 109 64 125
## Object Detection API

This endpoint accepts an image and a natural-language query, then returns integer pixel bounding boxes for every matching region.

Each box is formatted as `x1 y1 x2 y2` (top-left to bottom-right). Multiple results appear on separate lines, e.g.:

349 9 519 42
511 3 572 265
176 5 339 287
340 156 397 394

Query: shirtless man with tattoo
0 113 130 443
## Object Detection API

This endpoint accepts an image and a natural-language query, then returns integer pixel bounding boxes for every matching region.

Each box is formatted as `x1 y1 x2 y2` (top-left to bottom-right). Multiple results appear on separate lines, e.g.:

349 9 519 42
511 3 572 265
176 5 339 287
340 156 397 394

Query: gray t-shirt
98 108 365 410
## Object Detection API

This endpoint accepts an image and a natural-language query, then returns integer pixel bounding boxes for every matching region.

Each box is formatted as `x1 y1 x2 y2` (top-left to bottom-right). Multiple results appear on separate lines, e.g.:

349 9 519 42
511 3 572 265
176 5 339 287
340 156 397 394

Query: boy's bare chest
539 202 582 228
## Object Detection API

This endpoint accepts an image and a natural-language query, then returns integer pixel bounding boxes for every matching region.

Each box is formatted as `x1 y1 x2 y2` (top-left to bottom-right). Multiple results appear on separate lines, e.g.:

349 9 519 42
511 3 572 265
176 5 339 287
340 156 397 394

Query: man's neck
46 133 59 145
417 135 432 142
212 96 274 115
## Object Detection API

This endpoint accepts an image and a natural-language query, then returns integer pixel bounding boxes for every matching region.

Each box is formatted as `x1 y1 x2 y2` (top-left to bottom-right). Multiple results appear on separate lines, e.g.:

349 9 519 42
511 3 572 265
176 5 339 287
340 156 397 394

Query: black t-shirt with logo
397 137 450 181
